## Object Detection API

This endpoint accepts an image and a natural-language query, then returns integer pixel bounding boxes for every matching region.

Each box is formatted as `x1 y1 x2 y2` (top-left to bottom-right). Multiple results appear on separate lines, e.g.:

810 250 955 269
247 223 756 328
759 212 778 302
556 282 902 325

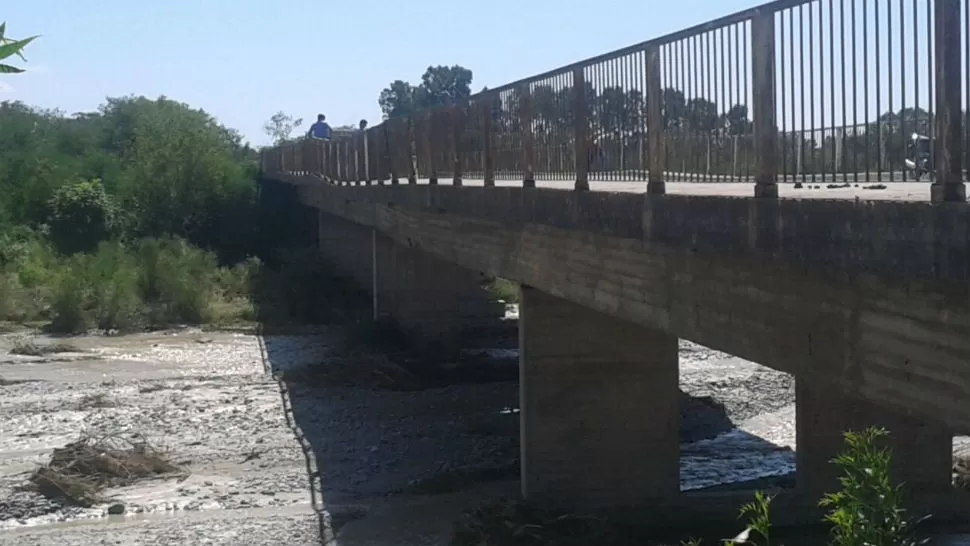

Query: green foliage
725 491 774 546
0 96 258 263
0 232 256 333
47 179 116 255
0 23 38 74
262 111 303 145
134 237 217 326
379 65 474 119
820 428 929 546
485 277 520 304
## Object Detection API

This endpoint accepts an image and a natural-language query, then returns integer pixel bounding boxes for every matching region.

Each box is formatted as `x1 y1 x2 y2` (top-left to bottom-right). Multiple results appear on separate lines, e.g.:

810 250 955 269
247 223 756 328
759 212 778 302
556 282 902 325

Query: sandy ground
0 328 965 545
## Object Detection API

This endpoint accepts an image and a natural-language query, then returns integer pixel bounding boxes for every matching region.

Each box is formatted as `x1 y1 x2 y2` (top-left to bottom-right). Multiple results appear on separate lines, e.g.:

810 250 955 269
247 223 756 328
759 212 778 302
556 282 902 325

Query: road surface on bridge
357 178 943 202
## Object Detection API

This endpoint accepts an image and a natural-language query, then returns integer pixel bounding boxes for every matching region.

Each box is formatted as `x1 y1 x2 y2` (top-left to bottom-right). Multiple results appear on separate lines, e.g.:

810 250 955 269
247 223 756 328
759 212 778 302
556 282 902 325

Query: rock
107 503 126 515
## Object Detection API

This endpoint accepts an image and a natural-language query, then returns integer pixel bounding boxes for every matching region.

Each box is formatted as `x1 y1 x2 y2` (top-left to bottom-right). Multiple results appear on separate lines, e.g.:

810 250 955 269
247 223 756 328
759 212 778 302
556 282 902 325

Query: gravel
0 330 800 545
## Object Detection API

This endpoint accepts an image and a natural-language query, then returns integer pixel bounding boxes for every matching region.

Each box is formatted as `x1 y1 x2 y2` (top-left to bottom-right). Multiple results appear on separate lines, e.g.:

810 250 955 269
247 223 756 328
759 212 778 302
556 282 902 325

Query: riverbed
0 328 964 545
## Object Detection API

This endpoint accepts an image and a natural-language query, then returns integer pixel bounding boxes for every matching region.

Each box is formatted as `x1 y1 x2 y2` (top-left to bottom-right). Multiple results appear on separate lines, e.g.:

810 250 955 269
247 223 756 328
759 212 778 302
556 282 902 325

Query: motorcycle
903 132 934 181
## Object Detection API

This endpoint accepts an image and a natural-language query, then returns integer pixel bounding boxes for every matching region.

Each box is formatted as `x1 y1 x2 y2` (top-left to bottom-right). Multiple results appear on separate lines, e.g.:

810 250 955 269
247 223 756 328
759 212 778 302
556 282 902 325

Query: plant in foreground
820 427 929 546
725 490 774 546
0 23 38 74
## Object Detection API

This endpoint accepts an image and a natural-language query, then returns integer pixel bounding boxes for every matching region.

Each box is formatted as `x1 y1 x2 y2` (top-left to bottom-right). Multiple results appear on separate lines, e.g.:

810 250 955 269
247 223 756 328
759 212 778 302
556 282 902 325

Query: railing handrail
470 0 814 100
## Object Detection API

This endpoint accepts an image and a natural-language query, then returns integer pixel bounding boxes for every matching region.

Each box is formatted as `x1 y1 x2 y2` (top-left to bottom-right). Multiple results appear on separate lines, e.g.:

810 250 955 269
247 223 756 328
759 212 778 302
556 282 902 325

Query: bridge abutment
519 286 680 509
796 378 953 502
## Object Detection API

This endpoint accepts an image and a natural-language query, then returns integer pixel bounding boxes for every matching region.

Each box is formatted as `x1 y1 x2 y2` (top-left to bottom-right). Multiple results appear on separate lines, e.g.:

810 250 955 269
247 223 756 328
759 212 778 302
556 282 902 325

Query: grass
27 433 183 507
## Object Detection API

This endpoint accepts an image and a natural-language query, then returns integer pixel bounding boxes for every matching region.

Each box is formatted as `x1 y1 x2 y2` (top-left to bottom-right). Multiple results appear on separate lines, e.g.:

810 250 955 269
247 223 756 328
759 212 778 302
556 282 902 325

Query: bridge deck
364 178 939 202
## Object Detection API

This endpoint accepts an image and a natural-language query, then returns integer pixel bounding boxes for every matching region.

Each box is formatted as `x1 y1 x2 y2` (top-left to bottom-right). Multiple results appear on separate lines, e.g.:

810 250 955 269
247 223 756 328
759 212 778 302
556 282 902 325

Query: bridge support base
519 286 680 510
930 181 967 203
796 378 953 502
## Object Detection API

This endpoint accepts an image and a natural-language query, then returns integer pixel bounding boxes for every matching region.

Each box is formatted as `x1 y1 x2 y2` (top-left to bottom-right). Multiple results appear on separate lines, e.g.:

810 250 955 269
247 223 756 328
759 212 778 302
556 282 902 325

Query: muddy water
0 329 965 545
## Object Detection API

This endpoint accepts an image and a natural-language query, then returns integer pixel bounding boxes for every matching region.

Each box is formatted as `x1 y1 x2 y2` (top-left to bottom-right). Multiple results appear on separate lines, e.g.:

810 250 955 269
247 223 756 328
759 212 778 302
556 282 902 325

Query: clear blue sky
4 0 767 146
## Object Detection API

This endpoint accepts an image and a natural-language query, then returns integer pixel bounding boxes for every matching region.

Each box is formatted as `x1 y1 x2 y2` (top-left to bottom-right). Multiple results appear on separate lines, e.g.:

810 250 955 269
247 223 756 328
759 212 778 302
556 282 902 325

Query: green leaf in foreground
0 35 37 63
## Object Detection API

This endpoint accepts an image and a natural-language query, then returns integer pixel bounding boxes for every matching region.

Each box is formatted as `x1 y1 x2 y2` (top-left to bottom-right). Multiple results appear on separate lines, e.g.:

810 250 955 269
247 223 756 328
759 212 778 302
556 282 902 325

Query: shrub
47 179 117 255
135 237 217 326
725 490 774 546
820 427 928 546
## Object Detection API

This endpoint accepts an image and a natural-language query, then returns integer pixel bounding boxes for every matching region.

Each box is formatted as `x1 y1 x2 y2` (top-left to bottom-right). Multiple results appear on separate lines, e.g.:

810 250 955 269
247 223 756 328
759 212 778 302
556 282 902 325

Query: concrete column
316 212 503 347
519 286 680 509
796 378 952 501
374 234 504 347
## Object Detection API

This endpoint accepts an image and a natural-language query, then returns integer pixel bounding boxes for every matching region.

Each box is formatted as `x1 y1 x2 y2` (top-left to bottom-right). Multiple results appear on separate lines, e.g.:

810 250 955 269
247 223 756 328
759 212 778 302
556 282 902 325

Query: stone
107 503 125 515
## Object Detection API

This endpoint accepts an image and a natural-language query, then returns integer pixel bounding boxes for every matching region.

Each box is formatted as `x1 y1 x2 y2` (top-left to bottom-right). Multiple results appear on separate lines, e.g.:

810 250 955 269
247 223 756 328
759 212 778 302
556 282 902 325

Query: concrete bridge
260 0 970 523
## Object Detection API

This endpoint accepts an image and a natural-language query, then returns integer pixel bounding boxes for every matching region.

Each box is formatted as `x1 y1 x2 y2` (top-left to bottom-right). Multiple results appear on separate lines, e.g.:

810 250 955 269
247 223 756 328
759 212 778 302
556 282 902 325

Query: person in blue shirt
308 114 332 140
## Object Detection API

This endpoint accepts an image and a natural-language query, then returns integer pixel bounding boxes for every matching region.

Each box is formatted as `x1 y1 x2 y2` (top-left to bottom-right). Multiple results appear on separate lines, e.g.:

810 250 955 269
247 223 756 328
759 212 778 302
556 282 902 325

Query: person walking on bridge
308 114 333 140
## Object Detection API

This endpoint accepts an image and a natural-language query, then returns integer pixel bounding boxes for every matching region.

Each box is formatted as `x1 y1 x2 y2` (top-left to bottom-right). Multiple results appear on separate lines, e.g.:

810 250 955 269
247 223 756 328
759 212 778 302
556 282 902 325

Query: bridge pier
317 211 504 350
796 378 953 502
372 232 505 349
519 286 680 509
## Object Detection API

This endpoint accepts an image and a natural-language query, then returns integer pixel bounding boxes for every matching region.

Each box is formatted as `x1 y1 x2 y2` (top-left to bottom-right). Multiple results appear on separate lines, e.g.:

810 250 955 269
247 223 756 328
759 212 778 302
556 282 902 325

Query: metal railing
262 0 968 202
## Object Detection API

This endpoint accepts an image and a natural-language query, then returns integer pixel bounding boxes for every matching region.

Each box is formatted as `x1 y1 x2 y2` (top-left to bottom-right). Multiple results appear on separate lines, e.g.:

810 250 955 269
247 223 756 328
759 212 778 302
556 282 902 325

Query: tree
47 179 116 255
685 98 719 133
595 86 644 135
0 23 38 74
416 65 473 108
378 65 474 119
263 111 303 145
722 104 752 135
378 80 418 119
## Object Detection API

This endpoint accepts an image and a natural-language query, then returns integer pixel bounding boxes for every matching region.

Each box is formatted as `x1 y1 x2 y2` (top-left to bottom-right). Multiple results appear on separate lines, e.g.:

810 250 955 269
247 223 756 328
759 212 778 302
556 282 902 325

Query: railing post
646 44 666 195
336 139 343 184
343 139 352 184
344 138 350 184
423 111 438 185
519 84 536 188
353 132 362 185
452 105 464 186
482 99 495 187
337 140 344 183
406 115 417 184
381 122 392 185
933 0 966 203
572 67 590 191
305 140 313 176
362 130 371 185
354 131 366 186
751 10 778 198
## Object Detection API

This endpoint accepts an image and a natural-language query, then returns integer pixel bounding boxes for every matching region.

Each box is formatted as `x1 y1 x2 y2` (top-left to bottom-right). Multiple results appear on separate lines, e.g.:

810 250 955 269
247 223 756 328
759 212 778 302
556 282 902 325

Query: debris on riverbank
28 434 183 508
